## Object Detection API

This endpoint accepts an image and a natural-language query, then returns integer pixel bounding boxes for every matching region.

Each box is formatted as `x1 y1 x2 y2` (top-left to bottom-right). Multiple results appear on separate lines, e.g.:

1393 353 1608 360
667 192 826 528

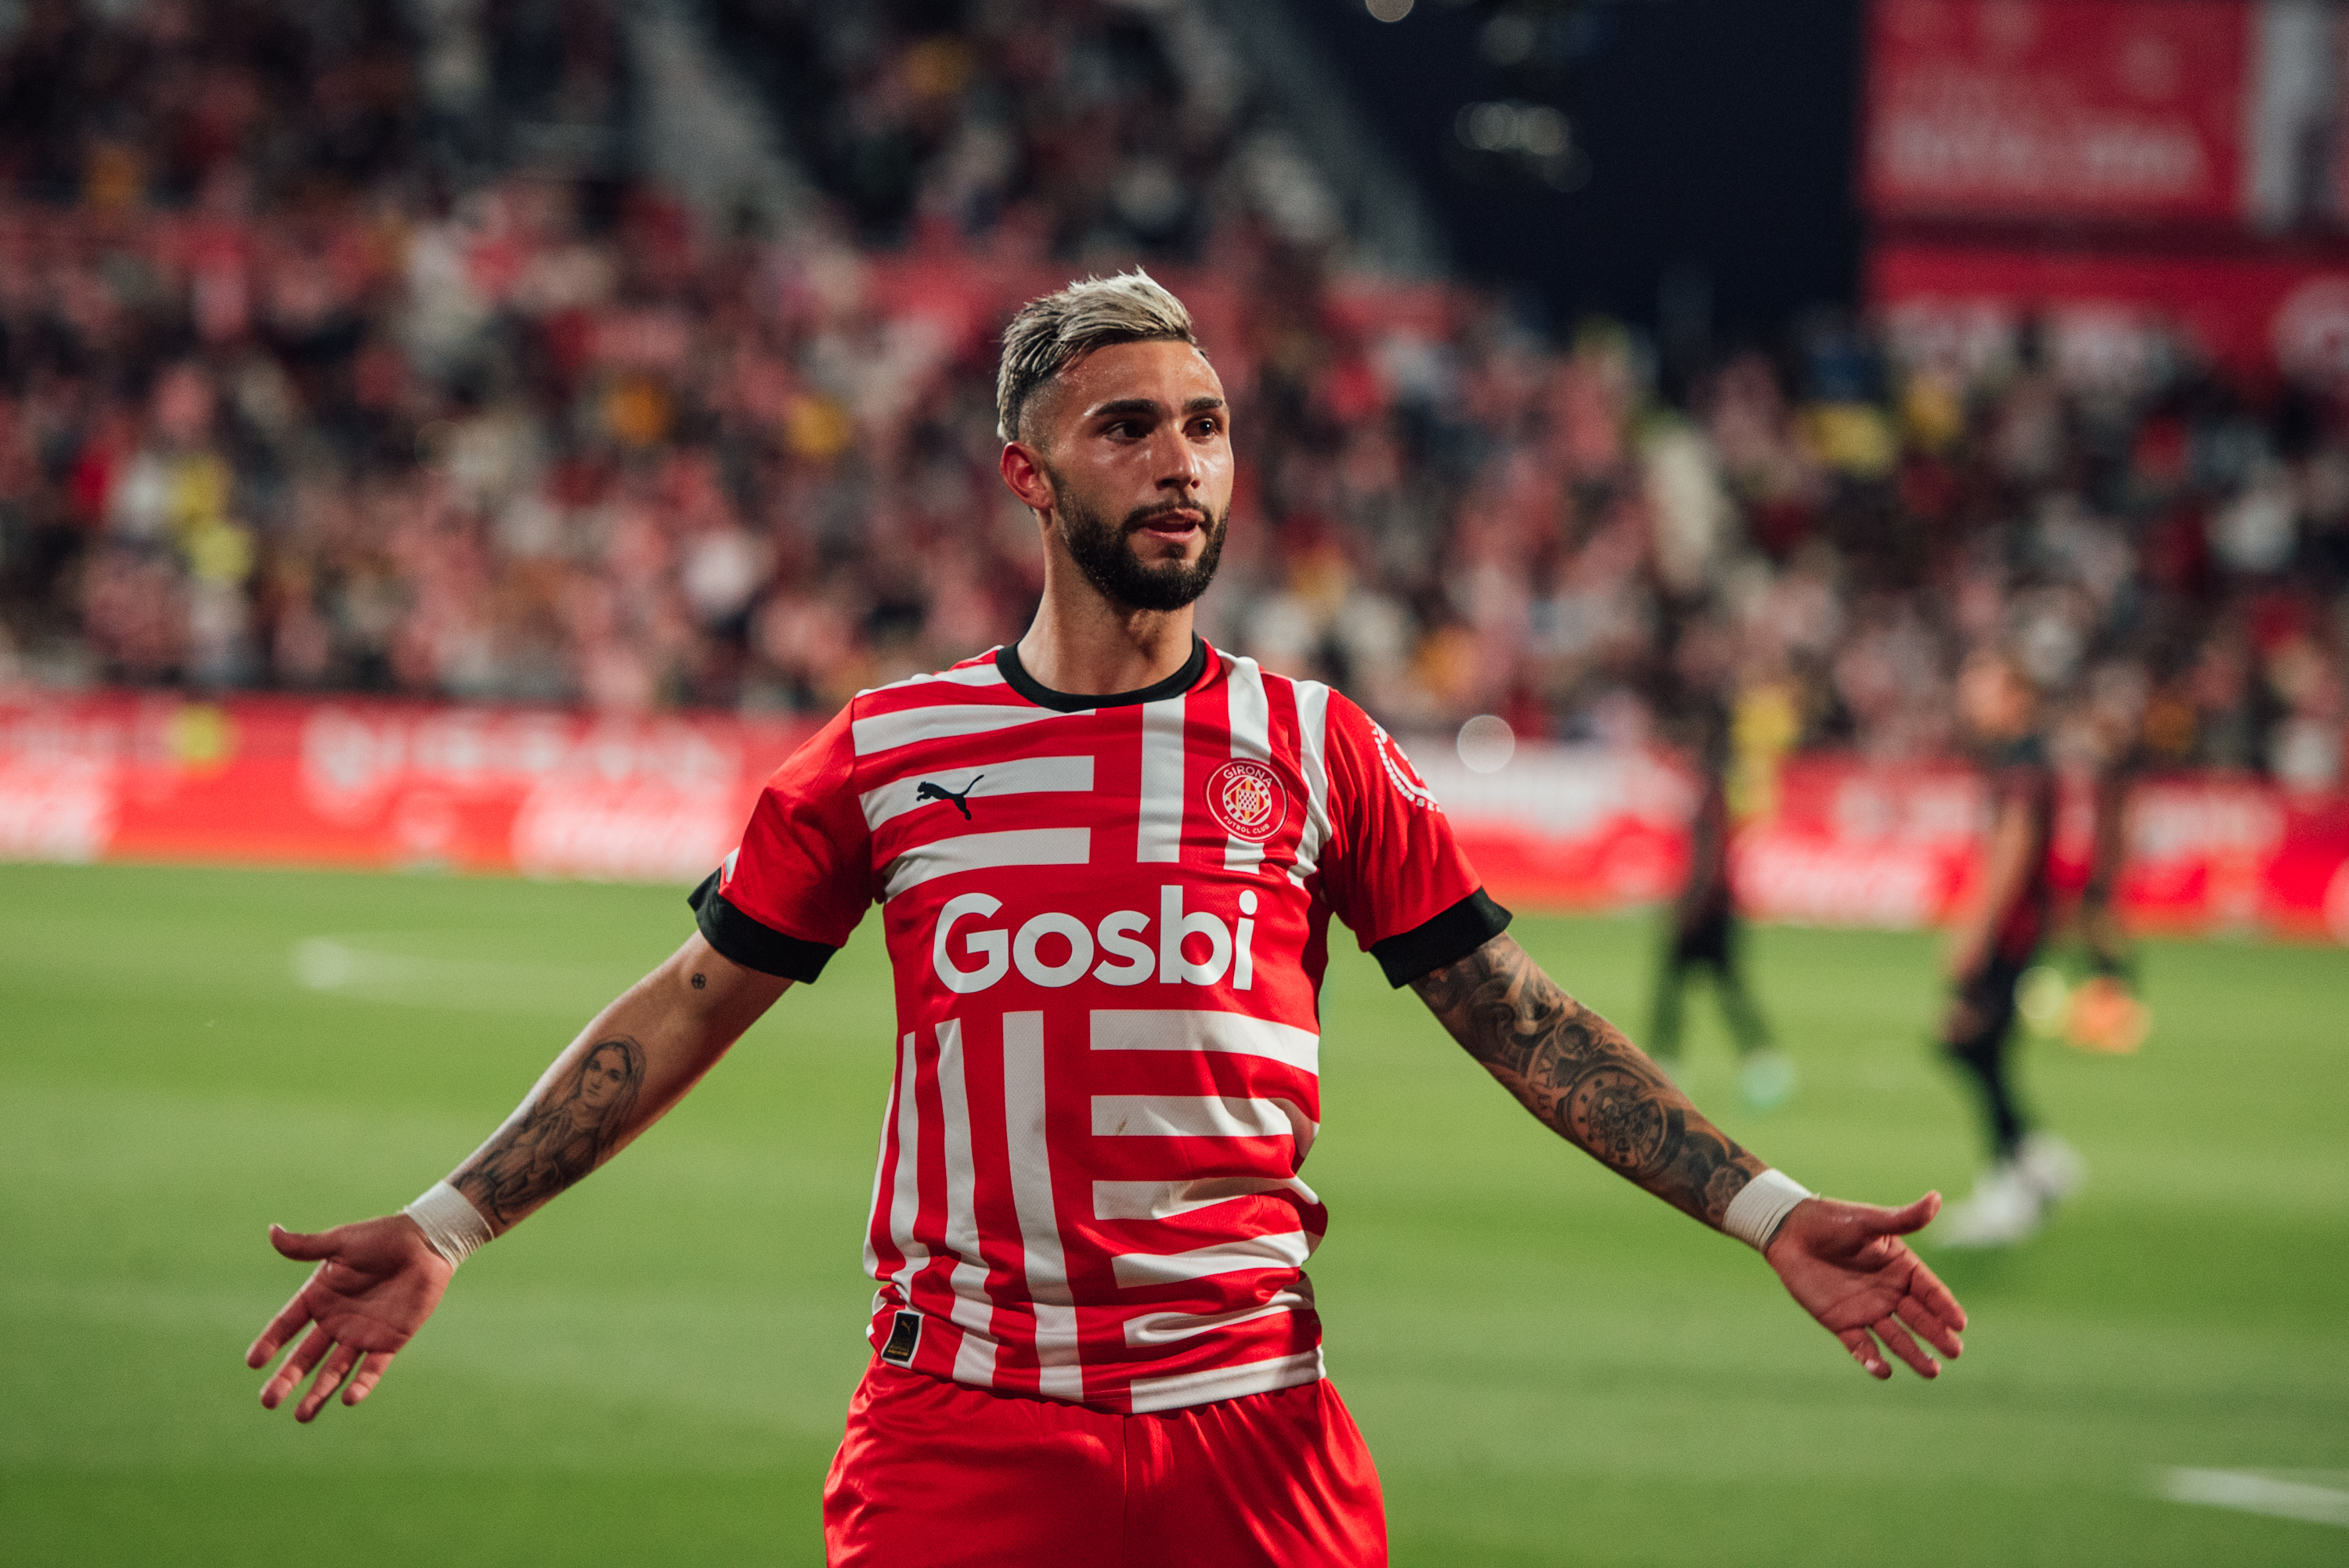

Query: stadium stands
0 0 2344 802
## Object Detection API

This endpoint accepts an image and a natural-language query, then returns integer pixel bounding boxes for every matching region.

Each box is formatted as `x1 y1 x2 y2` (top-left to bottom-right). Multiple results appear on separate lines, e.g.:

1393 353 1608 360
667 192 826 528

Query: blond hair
995 270 1199 442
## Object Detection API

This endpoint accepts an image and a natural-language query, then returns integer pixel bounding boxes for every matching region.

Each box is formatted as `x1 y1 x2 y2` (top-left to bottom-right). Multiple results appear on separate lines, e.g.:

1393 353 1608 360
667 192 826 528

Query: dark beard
1054 488 1227 613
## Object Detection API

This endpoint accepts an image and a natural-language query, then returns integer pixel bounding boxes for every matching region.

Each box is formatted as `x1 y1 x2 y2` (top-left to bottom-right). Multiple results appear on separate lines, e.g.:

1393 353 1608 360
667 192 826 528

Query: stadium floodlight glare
1366 0 1414 20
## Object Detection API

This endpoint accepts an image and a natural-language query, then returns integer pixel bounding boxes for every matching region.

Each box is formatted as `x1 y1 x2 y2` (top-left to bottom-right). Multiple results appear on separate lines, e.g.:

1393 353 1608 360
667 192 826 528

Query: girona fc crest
1205 759 1286 841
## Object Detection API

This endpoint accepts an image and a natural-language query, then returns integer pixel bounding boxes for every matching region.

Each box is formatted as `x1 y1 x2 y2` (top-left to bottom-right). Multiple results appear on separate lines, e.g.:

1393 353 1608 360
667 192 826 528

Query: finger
1901 1255 1968 1334
269 1224 341 1262
262 1325 334 1410
247 1289 317 1369
1894 1289 1965 1359
1849 1192 1940 1237
1872 1314 1939 1379
297 1344 360 1423
1837 1327 1891 1380
344 1350 396 1406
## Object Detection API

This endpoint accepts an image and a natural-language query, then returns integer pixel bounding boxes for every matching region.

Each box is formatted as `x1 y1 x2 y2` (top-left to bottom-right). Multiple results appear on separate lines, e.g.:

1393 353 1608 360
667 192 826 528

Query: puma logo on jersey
916 776 983 819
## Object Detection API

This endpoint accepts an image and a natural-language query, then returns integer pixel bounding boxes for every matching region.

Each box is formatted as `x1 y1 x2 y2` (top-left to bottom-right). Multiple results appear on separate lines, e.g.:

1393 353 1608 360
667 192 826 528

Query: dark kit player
247 273 1968 1566
1649 649 1788 1108
1932 648 2086 1248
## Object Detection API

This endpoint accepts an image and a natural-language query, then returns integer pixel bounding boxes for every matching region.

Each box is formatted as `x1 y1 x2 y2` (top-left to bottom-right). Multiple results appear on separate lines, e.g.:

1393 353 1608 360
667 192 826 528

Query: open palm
247 1217 454 1421
1766 1193 1968 1379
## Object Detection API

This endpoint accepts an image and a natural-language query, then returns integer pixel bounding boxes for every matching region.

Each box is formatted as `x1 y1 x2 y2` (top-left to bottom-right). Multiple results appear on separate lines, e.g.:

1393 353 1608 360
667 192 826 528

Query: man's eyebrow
1083 395 1226 420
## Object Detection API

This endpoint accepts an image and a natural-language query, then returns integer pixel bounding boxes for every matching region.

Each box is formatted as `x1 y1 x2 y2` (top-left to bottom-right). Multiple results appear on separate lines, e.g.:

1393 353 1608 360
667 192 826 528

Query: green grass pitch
3 861 2344 1566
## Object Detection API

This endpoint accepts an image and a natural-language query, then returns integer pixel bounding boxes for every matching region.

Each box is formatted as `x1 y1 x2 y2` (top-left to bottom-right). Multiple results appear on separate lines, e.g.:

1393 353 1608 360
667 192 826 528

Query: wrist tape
402 1181 493 1267
1723 1169 1811 1252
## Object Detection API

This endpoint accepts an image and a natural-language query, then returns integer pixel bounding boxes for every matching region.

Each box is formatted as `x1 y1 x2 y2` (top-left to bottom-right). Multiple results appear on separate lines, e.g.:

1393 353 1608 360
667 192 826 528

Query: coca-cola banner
2 694 2345 943
1864 0 2252 224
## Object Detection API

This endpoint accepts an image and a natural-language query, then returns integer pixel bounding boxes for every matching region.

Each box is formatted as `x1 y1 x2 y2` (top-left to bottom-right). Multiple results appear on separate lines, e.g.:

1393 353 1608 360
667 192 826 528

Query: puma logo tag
916 776 983 819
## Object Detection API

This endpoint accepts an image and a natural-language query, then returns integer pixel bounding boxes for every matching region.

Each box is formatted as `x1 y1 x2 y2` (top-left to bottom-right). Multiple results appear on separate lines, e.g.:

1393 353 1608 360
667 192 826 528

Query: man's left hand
1763 1193 1967 1379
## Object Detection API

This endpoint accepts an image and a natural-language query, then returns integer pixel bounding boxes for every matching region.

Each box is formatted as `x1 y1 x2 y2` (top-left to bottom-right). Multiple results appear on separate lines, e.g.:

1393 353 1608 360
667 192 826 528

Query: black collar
995 636 1209 712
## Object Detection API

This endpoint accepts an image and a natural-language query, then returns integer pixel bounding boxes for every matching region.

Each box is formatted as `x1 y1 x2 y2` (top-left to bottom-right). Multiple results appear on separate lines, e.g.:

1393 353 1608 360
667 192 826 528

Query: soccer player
1649 633 1788 1106
1932 647 2085 1247
248 273 1968 1566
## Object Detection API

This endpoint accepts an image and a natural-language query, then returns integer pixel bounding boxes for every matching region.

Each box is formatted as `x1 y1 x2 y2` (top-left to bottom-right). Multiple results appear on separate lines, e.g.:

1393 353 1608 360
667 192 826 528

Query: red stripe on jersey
717 643 1479 1411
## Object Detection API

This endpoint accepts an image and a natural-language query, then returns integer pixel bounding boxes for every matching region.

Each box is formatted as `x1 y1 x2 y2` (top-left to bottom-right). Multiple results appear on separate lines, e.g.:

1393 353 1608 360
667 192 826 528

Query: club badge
1206 759 1286 841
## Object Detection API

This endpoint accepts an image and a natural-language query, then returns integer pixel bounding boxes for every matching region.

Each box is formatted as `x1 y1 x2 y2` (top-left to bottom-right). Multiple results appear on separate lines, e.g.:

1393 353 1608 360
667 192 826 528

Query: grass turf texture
2 862 2344 1567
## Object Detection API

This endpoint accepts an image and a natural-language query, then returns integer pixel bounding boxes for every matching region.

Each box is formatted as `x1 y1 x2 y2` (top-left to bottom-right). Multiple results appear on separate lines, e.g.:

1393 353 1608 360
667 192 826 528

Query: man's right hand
247 1217 453 1422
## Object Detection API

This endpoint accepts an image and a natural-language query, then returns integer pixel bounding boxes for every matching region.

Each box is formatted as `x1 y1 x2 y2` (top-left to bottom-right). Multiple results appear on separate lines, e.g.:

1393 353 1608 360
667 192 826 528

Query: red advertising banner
1864 0 2251 225
2 694 2346 945
1871 240 2349 383
0 694 817 883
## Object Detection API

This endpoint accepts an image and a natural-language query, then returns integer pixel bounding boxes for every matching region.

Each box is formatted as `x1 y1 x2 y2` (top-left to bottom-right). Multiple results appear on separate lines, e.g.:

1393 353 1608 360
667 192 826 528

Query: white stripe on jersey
1290 681 1333 889
1092 1175 1320 1222
853 701 1081 757
1224 655 1273 871
858 659 1006 697
1110 1230 1316 1288
933 1018 997 1387
882 827 1091 900
1135 692 1187 862
1091 1094 1317 1148
1122 1292 1312 1347
1127 1348 1325 1415
879 1032 927 1295
859 755 1095 830
1088 1008 1319 1075
1003 1011 1083 1400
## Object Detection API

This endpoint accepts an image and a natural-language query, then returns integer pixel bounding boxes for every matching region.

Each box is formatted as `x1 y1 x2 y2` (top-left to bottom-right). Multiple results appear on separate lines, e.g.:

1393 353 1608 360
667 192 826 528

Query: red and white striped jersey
694 638 1506 1413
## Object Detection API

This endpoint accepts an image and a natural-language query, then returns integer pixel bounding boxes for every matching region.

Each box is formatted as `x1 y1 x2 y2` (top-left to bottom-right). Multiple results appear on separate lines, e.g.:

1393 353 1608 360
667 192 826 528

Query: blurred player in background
1933 648 2086 1248
247 273 1968 1566
1650 620 1790 1108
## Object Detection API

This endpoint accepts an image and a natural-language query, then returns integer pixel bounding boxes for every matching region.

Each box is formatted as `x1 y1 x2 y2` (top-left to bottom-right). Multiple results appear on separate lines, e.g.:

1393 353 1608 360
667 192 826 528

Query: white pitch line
2156 1468 2349 1529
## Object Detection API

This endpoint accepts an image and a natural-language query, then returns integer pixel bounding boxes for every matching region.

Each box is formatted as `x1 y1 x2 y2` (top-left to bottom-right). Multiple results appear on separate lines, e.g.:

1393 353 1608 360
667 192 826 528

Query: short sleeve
690 705 873 981
1316 694 1510 986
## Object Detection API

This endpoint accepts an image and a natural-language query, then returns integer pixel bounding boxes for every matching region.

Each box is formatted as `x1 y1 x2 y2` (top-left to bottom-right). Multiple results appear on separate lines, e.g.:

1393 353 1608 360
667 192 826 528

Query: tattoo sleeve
453 1035 648 1228
1410 934 1766 1229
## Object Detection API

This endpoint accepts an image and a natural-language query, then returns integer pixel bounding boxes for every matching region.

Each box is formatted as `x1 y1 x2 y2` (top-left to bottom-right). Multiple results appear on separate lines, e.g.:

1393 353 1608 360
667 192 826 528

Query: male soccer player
249 273 1968 1566
1650 633 1788 1106
1932 648 2085 1247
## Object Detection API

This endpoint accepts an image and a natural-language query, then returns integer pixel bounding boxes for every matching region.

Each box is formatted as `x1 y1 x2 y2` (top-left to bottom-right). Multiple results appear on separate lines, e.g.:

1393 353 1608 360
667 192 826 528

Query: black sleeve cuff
1369 889 1513 988
688 871 838 983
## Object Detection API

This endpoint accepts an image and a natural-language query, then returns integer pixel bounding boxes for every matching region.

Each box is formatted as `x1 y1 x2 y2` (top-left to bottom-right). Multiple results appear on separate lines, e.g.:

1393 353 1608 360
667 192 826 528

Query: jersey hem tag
880 1310 922 1368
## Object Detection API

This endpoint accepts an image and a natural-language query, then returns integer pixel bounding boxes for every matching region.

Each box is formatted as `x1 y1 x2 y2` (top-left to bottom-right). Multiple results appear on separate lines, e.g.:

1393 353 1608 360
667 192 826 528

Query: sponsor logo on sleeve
1206 759 1286 841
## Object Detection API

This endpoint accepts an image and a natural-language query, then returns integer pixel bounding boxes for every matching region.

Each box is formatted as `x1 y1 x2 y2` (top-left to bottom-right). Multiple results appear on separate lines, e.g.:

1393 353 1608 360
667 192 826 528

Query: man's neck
1013 557 1197 697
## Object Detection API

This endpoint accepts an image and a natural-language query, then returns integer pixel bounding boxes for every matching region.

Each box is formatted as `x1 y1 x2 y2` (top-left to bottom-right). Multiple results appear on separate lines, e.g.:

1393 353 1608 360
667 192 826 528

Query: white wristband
402 1181 493 1268
1723 1169 1811 1253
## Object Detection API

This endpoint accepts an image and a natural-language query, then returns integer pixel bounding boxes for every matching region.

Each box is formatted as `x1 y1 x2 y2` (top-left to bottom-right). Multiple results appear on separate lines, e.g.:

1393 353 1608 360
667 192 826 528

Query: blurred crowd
1 0 2346 796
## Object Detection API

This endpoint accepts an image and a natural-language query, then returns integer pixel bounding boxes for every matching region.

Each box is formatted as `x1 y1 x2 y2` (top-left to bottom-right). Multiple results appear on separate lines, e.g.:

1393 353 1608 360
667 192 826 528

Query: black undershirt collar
995 636 1209 712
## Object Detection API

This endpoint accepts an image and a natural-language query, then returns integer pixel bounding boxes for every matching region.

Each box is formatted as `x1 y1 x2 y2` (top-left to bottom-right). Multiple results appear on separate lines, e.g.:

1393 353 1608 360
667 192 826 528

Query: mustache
1123 500 1212 531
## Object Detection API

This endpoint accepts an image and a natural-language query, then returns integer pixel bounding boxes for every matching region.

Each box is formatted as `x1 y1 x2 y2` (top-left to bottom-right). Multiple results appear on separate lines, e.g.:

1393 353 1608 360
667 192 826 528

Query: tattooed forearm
453 1036 647 1227
1411 935 1765 1228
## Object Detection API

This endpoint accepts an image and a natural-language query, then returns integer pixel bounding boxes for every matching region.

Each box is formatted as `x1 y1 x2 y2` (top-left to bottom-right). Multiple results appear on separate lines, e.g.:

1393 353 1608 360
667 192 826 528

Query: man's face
1023 339 1234 612
1958 655 2030 740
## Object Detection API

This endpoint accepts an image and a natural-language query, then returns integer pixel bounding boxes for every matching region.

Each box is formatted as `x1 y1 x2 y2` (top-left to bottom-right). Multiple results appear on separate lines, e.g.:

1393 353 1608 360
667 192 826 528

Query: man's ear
1001 440 1055 514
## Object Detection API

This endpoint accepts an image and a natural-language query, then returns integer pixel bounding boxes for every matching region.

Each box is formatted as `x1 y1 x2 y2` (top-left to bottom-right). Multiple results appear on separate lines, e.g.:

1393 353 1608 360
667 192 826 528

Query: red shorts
822 1359 1387 1567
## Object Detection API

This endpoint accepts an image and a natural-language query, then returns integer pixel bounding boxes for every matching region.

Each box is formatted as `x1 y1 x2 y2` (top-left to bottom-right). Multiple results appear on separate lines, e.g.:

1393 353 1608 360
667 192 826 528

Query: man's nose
1152 430 1203 490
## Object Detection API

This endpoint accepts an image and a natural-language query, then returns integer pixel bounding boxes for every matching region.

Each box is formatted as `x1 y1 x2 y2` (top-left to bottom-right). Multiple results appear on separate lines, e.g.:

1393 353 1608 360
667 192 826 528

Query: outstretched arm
1410 932 1966 1379
246 933 790 1420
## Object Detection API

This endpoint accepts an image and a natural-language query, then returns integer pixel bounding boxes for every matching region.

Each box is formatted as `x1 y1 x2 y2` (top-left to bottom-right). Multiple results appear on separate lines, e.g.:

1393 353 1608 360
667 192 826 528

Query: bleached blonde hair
995 269 1200 442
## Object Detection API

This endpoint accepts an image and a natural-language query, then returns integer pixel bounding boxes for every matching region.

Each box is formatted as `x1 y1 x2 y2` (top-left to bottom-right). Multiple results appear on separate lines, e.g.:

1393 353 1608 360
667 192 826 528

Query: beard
1052 485 1229 613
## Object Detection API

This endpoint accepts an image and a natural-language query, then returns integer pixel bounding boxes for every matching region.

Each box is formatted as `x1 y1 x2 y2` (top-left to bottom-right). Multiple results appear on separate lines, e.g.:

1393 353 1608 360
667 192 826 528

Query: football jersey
691 637 1507 1413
